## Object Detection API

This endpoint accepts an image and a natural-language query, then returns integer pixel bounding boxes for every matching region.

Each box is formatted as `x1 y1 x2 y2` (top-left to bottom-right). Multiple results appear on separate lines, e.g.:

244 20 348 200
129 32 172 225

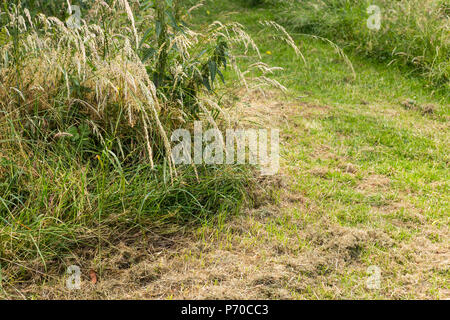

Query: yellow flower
266 51 272 55
96 155 101 161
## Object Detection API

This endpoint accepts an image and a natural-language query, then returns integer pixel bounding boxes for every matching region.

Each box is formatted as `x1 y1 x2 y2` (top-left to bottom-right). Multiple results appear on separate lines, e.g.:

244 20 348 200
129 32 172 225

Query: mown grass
188 0 449 299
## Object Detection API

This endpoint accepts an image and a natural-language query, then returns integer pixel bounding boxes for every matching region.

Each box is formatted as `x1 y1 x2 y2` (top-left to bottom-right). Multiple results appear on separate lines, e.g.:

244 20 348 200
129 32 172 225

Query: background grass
244 0 449 93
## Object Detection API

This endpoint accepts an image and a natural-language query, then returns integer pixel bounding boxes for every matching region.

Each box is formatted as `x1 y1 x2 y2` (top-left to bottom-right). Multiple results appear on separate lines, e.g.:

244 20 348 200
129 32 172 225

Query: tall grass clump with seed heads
0 0 295 281
261 0 449 92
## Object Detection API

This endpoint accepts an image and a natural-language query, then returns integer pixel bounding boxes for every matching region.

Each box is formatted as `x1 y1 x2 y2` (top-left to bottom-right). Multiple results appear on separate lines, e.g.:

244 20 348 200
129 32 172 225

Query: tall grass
0 0 290 281
260 0 449 91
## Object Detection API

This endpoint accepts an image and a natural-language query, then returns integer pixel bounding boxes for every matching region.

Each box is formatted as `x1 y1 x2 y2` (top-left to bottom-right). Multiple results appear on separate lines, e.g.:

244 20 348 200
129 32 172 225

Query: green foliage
0 0 270 165
5 0 80 18
0 0 277 277
236 0 279 7
140 0 231 118
0 140 253 264
263 0 450 89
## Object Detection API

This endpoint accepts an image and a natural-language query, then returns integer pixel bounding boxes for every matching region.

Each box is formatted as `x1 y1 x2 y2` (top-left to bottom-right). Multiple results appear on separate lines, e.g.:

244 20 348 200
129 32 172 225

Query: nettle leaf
217 69 225 84
141 47 156 63
141 0 155 10
139 27 153 48
202 76 212 92
167 11 180 31
209 60 217 83
156 21 162 37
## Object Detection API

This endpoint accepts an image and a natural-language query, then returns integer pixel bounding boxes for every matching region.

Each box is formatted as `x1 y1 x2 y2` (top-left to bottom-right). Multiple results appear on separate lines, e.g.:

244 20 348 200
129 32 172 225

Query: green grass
0 0 448 299
0 134 252 266
265 0 450 91
189 0 449 299
1 0 261 286
198 0 449 102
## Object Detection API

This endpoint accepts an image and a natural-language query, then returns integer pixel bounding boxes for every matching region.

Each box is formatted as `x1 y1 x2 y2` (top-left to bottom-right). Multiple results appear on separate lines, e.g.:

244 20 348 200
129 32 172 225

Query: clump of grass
270 0 449 90
0 0 296 282
1 0 290 167
0 130 253 270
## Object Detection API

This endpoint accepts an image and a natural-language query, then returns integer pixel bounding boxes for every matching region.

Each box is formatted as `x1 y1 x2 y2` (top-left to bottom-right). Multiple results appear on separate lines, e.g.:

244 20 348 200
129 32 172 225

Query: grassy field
257 0 450 91
0 0 449 299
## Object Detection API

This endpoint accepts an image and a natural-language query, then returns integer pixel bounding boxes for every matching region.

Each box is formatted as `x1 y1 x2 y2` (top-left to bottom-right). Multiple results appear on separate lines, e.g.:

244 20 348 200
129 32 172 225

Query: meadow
252 0 449 92
0 0 448 299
